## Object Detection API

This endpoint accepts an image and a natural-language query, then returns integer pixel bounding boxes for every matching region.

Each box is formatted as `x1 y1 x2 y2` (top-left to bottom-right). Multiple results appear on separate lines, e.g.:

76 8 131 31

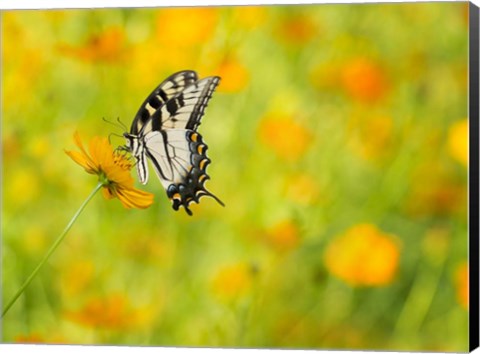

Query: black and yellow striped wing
125 70 223 215
130 70 220 135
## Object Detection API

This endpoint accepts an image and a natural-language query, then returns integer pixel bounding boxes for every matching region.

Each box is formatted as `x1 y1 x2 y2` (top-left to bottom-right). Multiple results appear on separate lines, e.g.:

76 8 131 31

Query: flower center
113 151 133 171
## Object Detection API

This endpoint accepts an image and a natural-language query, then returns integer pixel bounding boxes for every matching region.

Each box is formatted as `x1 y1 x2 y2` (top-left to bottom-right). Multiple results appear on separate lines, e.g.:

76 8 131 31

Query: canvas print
1 2 475 352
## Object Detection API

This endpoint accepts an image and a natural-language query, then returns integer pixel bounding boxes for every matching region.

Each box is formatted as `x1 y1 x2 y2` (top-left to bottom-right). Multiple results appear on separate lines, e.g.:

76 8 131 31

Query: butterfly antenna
108 132 124 144
117 117 128 131
102 116 126 131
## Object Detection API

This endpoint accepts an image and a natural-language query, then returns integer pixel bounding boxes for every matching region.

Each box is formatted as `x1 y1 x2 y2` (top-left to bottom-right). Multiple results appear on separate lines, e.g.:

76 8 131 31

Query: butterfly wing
131 71 220 135
143 129 224 215
152 76 220 131
130 70 199 135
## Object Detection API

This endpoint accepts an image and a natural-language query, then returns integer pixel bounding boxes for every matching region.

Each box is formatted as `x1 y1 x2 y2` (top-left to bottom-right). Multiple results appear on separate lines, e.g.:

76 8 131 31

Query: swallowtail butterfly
123 70 224 215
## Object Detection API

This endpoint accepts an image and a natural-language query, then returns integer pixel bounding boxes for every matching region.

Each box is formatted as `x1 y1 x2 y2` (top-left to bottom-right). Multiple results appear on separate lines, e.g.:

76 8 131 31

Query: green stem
1 182 103 319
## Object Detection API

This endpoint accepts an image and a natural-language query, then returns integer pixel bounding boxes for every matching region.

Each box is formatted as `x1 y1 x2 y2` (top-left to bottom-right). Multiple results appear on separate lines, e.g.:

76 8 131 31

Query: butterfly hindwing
143 129 224 215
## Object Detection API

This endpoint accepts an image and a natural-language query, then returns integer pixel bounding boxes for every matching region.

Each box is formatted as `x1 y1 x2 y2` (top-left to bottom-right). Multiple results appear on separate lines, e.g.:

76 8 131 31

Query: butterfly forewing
154 76 220 131
130 70 198 135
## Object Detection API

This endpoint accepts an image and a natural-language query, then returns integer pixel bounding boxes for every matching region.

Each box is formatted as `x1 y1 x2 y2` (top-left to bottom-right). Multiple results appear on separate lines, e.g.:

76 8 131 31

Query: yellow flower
58 259 95 297
448 119 468 166
65 132 153 209
232 6 268 29
284 173 321 205
211 263 255 301
274 14 318 46
347 113 393 162
324 223 400 286
263 219 301 253
405 161 467 217
258 113 312 161
14 333 65 344
14 333 44 344
65 293 152 330
57 27 127 63
155 7 218 47
341 57 389 103
215 56 250 93
454 261 468 310
6 167 40 207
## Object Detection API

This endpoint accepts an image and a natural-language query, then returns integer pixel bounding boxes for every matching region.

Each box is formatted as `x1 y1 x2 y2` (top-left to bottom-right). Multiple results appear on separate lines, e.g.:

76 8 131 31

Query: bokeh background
1 3 470 351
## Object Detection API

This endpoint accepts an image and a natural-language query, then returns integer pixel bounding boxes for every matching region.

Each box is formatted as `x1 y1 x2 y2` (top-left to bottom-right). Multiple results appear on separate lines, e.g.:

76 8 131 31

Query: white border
1 0 478 354
0 0 479 10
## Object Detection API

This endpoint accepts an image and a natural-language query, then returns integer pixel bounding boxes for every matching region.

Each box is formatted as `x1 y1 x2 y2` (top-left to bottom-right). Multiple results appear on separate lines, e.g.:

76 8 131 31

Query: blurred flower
65 293 153 329
121 231 174 265
324 223 400 286
258 113 312 161
128 7 219 89
2 132 21 162
405 161 467 217
448 119 468 167
274 14 318 47
232 6 268 29
14 333 45 344
263 219 301 253
22 226 47 256
211 262 255 301
27 136 51 159
14 333 65 344
341 57 389 103
58 259 95 297
284 173 321 205
65 132 154 209
57 27 127 63
454 261 468 310
7 167 40 207
155 7 218 47
215 56 250 93
309 60 343 92
347 114 393 162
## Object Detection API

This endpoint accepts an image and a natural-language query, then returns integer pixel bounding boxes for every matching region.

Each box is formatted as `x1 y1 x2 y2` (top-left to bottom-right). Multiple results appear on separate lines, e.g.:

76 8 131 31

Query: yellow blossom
14 333 65 344
348 114 393 162
405 161 467 217
324 223 400 286
57 27 127 63
258 113 312 161
65 132 153 209
211 263 255 301
65 293 153 329
284 173 321 205
7 167 40 207
232 6 268 29
454 262 468 310
216 56 250 93
58 259 95 297
448 119 468 166
264 219 301 253
155 7 218 47
275 14 318 46
341 57 389 103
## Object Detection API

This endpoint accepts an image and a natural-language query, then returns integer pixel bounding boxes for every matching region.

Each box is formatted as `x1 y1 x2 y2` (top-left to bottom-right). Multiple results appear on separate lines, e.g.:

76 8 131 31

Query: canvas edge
469 1 480 352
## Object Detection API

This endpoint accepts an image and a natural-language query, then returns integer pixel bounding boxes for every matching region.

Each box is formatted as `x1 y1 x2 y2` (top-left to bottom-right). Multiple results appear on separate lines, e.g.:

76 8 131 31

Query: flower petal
65 149 96 174
116 186 154 209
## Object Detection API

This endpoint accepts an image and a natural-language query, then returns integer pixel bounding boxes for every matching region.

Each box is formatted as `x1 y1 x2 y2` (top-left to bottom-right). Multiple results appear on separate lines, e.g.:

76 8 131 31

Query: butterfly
123 70 224 215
